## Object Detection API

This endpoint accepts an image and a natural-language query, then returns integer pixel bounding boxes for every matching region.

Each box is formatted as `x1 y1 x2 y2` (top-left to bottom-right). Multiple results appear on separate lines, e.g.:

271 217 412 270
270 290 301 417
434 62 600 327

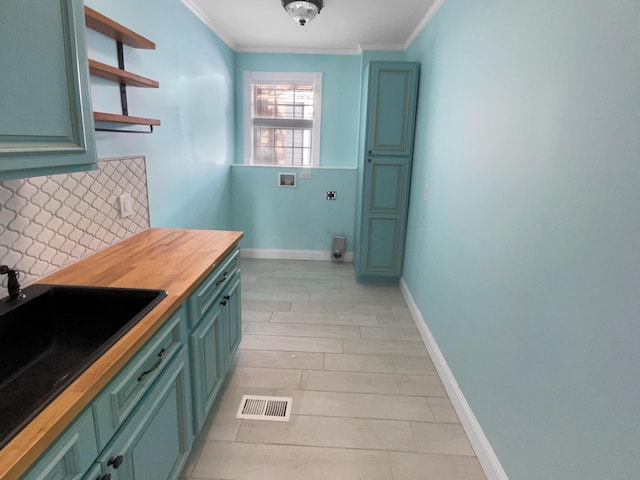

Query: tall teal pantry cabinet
355 62 420 284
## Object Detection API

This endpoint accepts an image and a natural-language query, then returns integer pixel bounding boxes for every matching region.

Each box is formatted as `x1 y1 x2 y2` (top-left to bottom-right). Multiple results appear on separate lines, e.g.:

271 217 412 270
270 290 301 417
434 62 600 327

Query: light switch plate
119 194 134 218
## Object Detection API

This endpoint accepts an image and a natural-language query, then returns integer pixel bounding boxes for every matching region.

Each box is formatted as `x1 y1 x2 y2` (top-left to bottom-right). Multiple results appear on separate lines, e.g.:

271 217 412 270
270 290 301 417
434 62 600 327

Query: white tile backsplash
0 156 150 291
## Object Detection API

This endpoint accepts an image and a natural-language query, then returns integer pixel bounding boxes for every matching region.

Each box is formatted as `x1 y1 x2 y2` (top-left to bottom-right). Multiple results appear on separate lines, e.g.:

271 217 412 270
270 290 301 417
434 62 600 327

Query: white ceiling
181 0 444 54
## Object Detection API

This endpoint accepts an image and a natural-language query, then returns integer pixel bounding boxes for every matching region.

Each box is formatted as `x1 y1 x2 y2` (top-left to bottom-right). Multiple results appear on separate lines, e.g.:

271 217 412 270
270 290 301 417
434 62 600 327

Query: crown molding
235 45 363 55
404 0 448 49
180 0 237 50
182 0 447 54
359 43 407 52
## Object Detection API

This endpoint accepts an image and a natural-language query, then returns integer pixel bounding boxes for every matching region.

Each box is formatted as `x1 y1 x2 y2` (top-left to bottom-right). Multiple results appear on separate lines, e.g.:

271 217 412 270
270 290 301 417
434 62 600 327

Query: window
244 72 322 166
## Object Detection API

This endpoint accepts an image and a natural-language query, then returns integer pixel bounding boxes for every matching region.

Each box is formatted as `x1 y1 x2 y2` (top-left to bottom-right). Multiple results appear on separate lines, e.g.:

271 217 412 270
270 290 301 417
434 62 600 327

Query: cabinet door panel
99 349 191 480
0 0 96 179
365 217 402 272
224 271 242 364
366 63 419 156
190 302 224 431
369 162 407 213
22 409 98 480
358 156 411 280
93 306 186 449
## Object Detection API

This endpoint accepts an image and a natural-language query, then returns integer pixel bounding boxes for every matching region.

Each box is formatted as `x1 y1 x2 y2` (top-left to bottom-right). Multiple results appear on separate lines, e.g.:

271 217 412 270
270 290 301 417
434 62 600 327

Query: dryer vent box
331 235 346 262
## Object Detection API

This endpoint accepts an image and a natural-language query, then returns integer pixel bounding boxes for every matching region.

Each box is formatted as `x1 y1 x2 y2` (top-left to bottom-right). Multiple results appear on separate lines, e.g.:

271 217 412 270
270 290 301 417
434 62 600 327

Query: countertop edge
0 228 243 480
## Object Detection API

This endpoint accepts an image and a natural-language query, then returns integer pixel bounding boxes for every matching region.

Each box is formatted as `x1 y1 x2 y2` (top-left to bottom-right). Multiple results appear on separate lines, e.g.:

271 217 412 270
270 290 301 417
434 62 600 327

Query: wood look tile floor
182 259 487 480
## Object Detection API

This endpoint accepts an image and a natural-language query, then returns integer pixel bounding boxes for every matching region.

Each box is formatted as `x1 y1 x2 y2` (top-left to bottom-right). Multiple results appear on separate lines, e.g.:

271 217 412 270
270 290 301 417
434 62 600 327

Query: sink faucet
0 265 23 302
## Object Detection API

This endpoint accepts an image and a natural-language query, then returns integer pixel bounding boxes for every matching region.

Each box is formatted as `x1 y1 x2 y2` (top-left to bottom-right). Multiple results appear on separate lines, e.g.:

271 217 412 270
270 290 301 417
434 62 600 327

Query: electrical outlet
423 184 430 202
327 191 337 200
119 194 134 218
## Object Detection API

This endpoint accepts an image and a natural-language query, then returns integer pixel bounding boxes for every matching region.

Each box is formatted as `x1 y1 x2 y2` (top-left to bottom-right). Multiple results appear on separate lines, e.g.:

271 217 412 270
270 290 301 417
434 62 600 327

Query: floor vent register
236 395 292 422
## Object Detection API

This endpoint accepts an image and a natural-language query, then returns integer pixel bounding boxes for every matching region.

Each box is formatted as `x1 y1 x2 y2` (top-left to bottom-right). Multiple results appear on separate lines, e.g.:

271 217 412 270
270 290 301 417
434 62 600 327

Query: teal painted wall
85 0 234 229
232 53 360 252
234 53 361 168
231 166 357 252
403 1 640 479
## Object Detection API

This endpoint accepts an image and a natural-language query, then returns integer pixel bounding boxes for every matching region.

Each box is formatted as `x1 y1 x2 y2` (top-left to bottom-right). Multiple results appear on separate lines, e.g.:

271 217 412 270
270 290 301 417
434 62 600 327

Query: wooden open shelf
89 60 159 88
84 6 155 50
93 112 161 127
85 7 159 131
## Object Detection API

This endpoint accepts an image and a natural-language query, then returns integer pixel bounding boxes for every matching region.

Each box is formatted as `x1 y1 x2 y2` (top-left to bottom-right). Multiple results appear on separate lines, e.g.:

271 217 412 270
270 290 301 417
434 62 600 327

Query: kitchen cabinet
9 230 243 480
92 305 191 450
96 348 191 480
0 0 97 181
355 62 420 285
20 409 98 480
190 298 225 431
20 306 192 480
189 249 242 431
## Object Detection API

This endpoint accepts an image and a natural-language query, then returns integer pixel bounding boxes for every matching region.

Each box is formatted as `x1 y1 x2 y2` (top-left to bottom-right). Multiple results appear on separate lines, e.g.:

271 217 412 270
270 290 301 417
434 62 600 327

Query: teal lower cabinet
190 298 225 431
96 348 192 480
221 271 242 364
21 409 98 480
189 250 242 432
21 248 243 480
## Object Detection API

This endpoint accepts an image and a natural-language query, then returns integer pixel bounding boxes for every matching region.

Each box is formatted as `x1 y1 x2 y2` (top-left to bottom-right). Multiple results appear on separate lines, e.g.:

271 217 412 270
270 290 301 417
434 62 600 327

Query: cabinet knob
97 475 112 480
368 158 372 163
368 150 372 154
108 455 124 469
224 295 231 301
220 300 228 306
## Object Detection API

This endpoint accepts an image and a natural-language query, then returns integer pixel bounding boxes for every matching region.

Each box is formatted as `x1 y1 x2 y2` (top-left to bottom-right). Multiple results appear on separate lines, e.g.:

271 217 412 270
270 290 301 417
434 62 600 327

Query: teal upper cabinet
0 0 97 181
365 62 420 157
356 62 420 285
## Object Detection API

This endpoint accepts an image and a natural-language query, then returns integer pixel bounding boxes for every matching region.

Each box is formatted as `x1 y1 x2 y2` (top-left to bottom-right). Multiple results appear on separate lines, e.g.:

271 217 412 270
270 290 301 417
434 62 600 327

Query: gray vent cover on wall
236 395 292 422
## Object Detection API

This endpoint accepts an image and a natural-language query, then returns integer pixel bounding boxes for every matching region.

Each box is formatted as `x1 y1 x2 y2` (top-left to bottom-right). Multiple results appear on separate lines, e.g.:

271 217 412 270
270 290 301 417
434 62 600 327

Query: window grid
250 82 315 166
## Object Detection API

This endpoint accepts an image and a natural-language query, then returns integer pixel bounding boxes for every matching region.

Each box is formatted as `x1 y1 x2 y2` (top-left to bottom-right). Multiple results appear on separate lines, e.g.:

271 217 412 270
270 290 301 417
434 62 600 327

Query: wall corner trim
180 0 237 50
399 278 509 480
404 0 448 50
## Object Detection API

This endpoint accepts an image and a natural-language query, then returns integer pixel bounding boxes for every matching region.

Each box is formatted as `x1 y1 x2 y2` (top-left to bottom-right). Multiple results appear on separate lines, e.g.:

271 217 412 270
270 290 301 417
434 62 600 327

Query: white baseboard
240 248 354 263
399 279 509 480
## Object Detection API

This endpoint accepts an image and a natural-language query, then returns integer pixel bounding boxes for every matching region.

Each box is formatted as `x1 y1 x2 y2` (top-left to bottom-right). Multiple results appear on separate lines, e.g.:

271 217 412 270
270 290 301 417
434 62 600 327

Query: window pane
252 83 314 121
253 126 313 166
247 73 321 166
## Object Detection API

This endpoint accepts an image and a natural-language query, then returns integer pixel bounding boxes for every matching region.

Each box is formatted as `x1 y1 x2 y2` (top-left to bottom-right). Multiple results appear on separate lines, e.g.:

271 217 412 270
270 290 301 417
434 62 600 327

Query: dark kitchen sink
0 284 167 449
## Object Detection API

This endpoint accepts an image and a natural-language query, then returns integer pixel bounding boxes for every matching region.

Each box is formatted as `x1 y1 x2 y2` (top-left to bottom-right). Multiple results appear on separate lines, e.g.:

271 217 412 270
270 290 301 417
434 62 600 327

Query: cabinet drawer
22 408 98 480
93 304 188 449
188 248 240 328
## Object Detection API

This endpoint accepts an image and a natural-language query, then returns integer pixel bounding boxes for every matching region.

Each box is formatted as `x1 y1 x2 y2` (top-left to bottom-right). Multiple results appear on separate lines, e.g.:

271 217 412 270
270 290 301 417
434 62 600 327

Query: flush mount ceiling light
281 0 324 26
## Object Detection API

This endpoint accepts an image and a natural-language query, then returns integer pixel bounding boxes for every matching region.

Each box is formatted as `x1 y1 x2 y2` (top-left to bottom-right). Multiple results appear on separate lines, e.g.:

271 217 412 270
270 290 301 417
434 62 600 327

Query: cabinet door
221 270 242 368
357 156 412 283
189 301 225 431
21 409 98 480
0 0 97 180
98 349 192 480
365 62 420 157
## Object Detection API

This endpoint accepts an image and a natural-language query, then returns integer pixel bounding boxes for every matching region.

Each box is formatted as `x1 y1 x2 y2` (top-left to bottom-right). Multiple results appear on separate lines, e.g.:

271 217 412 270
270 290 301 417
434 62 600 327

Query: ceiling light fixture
281 0 324 26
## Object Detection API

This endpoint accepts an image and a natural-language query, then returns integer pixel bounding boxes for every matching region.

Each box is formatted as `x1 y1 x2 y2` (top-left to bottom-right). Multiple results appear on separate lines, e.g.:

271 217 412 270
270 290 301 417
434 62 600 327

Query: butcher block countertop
0 228 243 480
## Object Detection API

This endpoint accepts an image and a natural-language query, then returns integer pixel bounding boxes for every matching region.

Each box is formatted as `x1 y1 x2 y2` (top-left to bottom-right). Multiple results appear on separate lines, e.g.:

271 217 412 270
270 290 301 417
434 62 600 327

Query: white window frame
243 71 323 166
